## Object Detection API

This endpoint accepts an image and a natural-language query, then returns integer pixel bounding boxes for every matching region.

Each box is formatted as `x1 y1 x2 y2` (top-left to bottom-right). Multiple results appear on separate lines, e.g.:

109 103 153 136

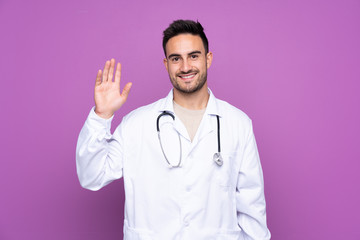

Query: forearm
236 121 271 239
236 185 270 240
76 107 123 191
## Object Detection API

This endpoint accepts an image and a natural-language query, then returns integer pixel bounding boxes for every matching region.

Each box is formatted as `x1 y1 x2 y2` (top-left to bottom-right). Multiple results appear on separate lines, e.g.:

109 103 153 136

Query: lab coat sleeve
236 120 271 240
76 107 125 191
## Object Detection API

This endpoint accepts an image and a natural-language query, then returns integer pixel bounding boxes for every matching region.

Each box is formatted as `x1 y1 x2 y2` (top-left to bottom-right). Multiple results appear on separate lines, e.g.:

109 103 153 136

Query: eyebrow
168 51 202 59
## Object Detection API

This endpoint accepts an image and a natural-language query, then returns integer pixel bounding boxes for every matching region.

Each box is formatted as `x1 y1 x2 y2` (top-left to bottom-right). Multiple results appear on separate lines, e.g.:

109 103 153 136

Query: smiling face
163 34 213 95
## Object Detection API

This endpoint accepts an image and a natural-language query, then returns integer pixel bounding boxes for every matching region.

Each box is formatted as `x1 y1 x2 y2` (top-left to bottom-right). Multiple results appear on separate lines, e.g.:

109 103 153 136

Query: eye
190 55 199 60
171 57 180 62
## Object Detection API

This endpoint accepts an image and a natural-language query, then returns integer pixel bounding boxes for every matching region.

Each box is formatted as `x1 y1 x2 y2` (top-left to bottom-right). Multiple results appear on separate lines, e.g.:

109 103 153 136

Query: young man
76 20 271 240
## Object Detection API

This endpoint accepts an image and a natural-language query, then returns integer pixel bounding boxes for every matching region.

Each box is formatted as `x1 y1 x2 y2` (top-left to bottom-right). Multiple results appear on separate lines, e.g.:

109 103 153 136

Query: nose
180 59 191 73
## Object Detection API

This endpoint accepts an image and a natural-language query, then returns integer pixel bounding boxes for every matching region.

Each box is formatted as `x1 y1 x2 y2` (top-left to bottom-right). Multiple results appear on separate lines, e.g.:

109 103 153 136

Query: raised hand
94 59 132 119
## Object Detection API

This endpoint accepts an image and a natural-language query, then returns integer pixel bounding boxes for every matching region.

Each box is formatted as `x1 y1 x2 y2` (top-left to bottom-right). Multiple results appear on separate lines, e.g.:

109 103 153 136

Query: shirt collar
159 88 222 117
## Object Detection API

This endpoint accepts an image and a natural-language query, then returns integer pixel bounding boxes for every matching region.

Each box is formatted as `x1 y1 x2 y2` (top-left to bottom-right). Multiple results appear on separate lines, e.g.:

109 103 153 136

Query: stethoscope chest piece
213 152 223 166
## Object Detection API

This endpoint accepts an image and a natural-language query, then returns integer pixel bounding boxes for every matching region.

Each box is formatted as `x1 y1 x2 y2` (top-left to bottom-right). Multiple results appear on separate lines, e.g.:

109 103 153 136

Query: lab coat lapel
173 118 191 141
158 89 191 141
193 113 215 145
189 89 221 152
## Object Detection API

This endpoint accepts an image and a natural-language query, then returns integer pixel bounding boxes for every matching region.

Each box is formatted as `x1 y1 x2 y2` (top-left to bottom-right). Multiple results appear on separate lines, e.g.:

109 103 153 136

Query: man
76 20 271 240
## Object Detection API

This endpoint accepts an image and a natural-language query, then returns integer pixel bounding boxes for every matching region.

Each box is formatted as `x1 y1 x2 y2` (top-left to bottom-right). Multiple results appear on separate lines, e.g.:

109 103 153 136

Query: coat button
183 217 190 227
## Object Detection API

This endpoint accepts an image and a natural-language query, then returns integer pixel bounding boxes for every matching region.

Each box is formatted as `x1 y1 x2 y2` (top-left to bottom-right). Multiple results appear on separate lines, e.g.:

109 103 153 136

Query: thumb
121 82 133 100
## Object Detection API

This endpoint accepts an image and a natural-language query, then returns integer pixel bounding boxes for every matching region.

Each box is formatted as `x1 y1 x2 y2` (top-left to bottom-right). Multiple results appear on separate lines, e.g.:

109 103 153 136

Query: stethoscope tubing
157 111 222 167
216 115 221 153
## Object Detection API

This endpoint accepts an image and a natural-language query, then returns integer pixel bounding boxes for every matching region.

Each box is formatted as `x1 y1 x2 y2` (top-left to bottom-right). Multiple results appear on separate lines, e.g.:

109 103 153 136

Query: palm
95 81 123 112
94 59 132 119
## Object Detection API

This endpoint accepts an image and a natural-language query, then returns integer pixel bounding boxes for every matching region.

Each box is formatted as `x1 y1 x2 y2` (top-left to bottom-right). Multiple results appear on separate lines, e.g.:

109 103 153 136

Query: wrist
94 108 114 119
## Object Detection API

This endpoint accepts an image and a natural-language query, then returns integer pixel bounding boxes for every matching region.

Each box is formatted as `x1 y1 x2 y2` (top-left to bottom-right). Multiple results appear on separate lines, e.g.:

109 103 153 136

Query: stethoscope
157 111 223 168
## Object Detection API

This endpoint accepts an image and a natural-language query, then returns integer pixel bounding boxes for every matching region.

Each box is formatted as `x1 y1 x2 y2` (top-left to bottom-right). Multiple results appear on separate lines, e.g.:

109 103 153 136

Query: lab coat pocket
123 220 154 240
215 152 239 189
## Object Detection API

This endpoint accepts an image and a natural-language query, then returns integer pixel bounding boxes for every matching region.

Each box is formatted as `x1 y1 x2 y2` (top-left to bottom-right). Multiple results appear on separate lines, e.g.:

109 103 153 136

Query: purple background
1 0 359 239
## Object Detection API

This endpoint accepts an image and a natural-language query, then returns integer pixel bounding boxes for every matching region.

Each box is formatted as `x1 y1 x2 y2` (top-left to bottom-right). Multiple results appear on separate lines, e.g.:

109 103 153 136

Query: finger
95 69 102 86
102 60 110 82
121 82 133 100
108 58 115 82
114 62 121 84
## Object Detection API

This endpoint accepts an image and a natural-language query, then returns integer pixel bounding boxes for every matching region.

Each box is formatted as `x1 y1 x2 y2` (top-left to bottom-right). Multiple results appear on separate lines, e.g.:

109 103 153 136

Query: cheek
196 62 206 71
168 66 179 75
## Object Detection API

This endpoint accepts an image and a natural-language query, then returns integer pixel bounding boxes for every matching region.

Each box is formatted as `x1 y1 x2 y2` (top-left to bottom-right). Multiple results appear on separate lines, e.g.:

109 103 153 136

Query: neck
173 84 209 110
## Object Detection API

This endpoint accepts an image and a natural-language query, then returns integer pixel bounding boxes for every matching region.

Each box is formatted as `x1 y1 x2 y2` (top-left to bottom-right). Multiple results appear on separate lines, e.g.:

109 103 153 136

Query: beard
169 69 208 94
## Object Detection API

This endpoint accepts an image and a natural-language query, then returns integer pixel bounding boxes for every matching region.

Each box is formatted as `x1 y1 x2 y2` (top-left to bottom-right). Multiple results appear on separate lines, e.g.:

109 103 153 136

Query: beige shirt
173 101 206 142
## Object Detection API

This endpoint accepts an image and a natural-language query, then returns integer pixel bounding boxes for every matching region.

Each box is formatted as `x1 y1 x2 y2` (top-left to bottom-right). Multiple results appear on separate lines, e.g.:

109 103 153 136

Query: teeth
181 74 196 79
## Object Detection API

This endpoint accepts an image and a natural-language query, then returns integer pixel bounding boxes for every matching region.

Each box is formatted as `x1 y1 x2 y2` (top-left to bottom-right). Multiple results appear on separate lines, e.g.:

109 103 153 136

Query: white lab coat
76 89 271 240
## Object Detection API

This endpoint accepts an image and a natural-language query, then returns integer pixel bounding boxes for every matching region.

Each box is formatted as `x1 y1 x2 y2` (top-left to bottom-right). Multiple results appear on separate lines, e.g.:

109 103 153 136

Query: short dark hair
162 19 209 56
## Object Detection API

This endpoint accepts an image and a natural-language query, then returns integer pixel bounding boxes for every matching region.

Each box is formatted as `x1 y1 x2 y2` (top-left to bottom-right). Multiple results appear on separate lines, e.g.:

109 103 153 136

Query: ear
206 52 213 69
163 58 168 72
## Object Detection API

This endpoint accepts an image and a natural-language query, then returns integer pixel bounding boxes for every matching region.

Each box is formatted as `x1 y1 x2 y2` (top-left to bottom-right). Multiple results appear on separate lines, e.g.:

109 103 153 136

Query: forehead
165 34 205 56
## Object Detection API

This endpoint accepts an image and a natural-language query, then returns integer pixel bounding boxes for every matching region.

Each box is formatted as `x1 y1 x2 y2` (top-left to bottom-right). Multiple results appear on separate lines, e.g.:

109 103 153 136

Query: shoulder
213 97 256 152
112 97 166 139
215 98 252 125
214 97 255 143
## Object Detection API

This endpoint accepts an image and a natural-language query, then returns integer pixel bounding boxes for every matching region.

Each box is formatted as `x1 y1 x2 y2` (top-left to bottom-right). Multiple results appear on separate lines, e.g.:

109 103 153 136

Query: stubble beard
170 70 208 94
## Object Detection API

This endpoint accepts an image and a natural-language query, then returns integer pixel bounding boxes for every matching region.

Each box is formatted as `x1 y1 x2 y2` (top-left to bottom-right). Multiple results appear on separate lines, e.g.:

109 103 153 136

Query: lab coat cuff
86 107 114 133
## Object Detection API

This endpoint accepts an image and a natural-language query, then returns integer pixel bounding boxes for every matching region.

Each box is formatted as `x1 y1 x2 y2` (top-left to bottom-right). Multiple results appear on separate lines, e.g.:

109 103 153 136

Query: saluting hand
94 59 132 119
